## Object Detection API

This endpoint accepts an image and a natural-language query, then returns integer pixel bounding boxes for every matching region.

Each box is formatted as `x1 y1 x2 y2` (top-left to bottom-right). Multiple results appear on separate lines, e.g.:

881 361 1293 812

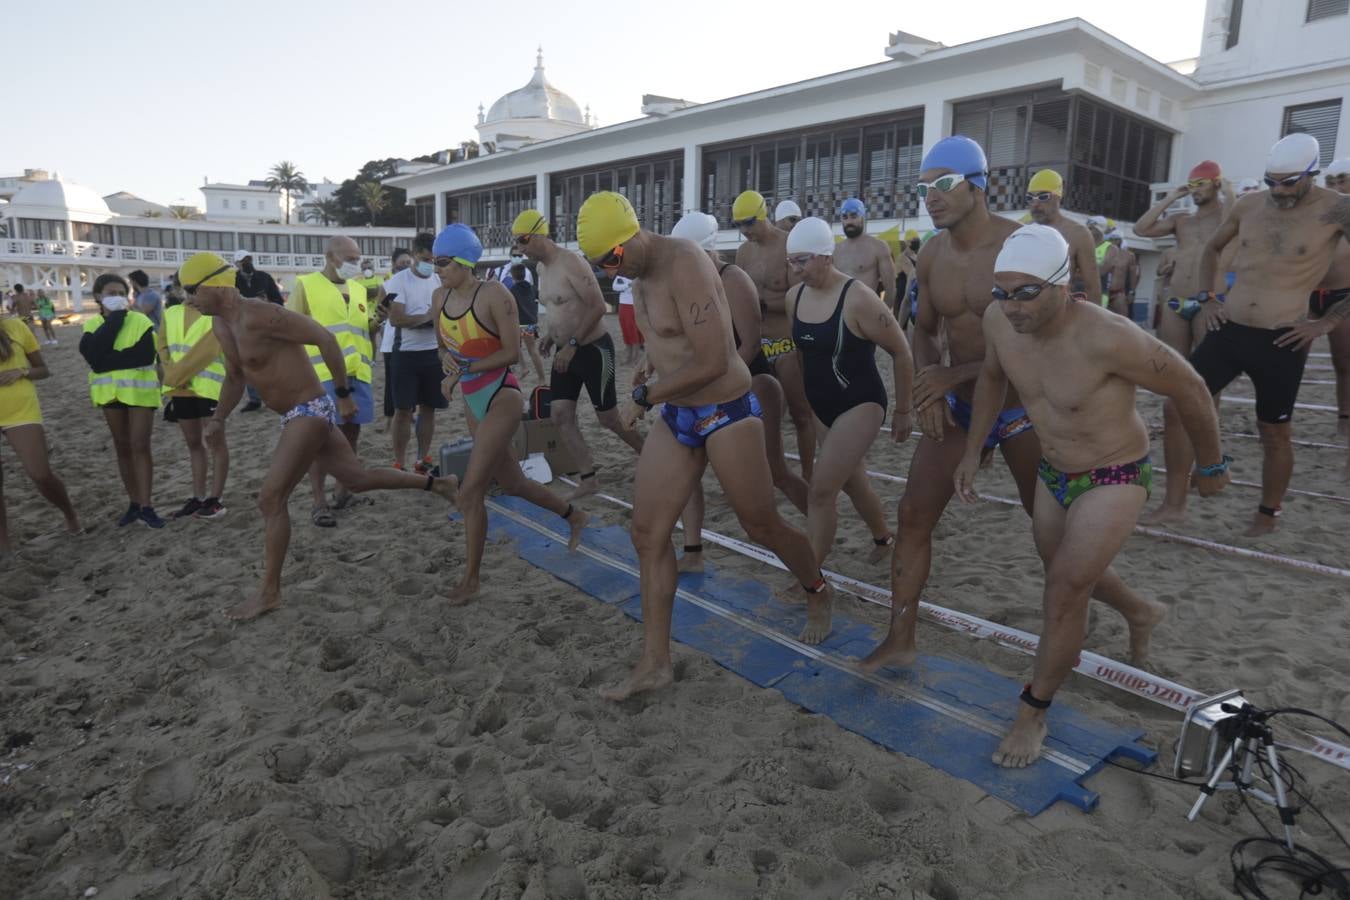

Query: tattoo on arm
1149 347 1169 374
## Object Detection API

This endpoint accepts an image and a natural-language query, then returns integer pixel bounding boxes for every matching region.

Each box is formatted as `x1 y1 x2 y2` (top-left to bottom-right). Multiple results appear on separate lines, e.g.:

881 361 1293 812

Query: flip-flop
312 508 337 528
331 494 373 511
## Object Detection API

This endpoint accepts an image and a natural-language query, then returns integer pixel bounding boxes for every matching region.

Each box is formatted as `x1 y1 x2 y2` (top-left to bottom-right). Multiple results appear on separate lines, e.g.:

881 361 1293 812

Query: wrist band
1020 684 1052 710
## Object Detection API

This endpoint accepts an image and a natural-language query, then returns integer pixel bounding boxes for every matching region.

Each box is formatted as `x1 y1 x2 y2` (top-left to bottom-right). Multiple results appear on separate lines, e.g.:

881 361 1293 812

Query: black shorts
550 333 618 411
1188 321 1308 424
1309 287 1350 318
164 396 218 422
391 349 449 411
382 355 395 418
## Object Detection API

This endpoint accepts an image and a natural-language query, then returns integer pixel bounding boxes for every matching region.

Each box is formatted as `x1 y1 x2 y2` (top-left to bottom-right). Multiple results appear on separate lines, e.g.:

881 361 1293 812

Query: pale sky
4 0 1207 207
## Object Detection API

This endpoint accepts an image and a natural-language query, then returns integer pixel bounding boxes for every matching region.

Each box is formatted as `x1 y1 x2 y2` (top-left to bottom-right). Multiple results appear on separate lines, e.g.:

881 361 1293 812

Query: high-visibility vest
297 272 372 384
161 305 226 401
82 312 160 408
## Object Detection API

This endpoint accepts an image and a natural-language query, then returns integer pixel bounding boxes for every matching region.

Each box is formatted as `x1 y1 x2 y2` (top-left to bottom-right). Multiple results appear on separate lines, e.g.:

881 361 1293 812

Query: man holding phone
382 232 446 473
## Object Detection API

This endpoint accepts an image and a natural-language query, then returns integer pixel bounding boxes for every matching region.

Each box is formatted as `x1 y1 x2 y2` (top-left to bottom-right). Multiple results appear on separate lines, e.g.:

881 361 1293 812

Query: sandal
312 508 337 528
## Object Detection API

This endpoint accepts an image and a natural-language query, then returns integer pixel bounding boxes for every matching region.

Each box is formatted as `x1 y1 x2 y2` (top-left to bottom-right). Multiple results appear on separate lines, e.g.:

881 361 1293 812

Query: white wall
1195 0 1350 84
201 189 286 221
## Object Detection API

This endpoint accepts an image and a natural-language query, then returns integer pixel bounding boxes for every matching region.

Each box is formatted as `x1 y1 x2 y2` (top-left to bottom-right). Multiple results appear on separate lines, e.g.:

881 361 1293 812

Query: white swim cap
786 217 835 257
1086 215 1108 230
1236 177 1263 194
1266 133 1320 176
995 224 1071 286
775 199 802 220
671 211 718 249
1327 158 1350 178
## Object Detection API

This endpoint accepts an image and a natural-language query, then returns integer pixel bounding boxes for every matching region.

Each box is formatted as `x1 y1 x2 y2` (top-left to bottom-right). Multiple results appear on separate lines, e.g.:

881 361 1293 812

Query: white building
0 178 414 309
475 50 595 152
199 181 289 223
388 2 1350 315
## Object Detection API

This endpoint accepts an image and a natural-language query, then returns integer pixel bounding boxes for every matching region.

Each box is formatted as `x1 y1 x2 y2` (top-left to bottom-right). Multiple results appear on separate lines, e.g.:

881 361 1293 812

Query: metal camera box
1174 689 1248 779
438 438 477 481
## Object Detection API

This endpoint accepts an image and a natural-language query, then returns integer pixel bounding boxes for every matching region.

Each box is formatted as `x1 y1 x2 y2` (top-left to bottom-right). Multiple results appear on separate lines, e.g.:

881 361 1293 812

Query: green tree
264 160 310 224
305 197 345 226
357 182 389 225
168 205 198 220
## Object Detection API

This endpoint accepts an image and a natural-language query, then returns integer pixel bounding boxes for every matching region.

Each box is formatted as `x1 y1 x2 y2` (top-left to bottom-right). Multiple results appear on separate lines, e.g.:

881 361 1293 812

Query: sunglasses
1025 191 1055 204
184 264 232 295
781 216 801 226
1264 161 1318 188
433 257 474 271
731 216 760 229
596 244 625 273
512 234 532 247
786 254 818 269
917 172 985 199
991 280 1053 302
1186 178 1215 189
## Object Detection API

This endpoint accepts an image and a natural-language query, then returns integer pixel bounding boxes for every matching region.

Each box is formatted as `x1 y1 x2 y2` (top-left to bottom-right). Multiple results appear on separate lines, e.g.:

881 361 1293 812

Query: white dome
484 51 585 126
9 178 112 219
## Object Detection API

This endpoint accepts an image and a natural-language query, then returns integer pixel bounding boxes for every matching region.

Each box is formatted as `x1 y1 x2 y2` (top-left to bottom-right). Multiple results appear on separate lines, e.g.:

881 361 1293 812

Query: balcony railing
1 240 387 273
706 182 924 228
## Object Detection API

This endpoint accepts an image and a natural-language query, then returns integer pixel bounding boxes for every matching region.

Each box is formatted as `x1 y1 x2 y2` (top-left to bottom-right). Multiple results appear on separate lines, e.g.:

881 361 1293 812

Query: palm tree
168 205 197 220
305 197 345 226
264 161 309 224
357 181 388 225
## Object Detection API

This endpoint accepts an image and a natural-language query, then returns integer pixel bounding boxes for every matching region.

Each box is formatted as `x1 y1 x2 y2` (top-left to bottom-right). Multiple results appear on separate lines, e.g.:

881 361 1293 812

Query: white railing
1 240 391 273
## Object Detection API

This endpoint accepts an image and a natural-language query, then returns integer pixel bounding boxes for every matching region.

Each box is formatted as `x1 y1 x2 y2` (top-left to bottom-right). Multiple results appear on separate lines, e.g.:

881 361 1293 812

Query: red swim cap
1188 160 1222 181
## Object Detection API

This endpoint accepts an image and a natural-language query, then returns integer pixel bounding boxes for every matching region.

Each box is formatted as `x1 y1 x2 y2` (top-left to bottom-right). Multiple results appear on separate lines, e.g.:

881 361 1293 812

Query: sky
4 0 1207 207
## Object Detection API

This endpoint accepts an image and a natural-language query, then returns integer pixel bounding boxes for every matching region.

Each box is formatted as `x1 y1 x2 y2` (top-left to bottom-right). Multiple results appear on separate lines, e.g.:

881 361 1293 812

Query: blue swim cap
432 223 483 266
920 136 989 190
839 197 865 217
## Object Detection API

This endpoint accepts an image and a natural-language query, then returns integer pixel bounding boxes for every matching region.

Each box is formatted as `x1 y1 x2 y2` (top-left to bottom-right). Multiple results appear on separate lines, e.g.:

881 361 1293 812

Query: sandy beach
2 313 1347 899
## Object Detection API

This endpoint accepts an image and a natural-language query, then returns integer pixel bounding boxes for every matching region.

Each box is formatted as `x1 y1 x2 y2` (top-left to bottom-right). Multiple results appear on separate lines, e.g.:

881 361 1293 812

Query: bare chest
739 245 788 295
1236 212 1339 280
834 241 878 280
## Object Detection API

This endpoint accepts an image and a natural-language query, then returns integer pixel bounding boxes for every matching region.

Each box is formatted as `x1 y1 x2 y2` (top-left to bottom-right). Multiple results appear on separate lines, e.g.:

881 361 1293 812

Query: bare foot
565 507 589 552
566 475 600 502
599 658 674 701
676 550 704 574
224 591 281 622
1243 511 1279 537
447 577 480 606
1140 503 1187 527
867 535 895 566
1125 601 1168 665
993 705 1049 768
431 474 459 505
65 516 85 536
799 583 833 645
856 625 918 672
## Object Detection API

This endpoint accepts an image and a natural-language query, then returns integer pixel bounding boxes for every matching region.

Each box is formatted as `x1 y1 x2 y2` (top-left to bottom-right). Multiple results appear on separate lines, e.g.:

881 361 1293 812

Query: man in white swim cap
773 199 802 232
1149 131 1350 535
1313 158 1350 461
951 224 1228 769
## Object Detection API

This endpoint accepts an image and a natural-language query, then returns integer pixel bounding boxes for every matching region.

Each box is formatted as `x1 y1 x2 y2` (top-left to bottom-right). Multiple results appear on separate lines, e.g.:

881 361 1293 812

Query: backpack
527 385 552 420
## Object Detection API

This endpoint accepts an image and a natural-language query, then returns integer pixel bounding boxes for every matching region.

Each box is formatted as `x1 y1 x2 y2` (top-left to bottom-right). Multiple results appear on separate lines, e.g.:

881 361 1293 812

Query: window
222 198 230 209
1282 100 1341 166
240 199 248 211
115 225 176 248
1307 0 1349 22
1226 0 1244 48
293 234 328 255
18 218 68 241
446 179 537 249
549 156 683 243
702 110 923 223
355 236 392 257
72 221 115 244
180 230 235 252
239 232 290 254
413 195 436 232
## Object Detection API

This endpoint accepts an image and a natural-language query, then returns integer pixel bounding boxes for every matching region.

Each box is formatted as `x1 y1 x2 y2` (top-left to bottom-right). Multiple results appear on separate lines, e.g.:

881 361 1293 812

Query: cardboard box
513 418 579 475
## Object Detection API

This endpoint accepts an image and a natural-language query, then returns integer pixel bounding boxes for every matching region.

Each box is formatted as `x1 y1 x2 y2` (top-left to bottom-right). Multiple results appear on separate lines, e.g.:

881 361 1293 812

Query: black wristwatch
567 337 580 348
334 385 352 399
632 384 652 409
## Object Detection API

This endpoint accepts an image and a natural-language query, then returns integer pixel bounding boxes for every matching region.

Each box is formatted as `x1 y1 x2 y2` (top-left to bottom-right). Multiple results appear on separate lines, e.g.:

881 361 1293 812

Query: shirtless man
953 224 1228 768
1153 134 1350 534
733 190 816 480
510 210 642 500
176 252 458 621
575 191 832 699
834 197 897 306
1025 170 1101 299
859 136 1161 671
1134 161 1233 361
774 199 802 233
1313 158 1350 454
1086 217 1128 313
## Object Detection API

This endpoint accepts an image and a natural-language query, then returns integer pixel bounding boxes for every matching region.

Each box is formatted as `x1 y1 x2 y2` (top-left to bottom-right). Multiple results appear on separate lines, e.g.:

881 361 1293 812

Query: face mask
510 255 525 266
335 260 362 280
362 267 374 279
101 295 129 312
415 261 435 277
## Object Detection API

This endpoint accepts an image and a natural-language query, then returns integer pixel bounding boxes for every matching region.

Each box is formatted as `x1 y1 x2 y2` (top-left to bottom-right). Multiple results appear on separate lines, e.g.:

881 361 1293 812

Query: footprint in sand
263 743 311 784
131 758 196 811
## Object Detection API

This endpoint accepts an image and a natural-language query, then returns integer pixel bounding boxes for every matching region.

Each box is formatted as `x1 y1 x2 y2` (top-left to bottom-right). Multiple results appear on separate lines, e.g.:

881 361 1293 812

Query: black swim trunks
1309 287 1350 319
163 395 218 422
550 332 618 412
1188 321 1308 424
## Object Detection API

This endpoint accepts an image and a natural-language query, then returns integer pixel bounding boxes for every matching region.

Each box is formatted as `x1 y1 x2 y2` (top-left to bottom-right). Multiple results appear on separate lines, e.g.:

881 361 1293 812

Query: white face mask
415 261 435 277
335 259 362 280
101 295 129 312
510 255 525 266
362 267 374 279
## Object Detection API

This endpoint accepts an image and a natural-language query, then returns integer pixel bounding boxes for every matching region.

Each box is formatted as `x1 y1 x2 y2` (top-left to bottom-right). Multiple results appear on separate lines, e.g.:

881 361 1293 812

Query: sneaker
195 497 227 519
138 506 166 529
171 497 203 519
241 400 262 412
392 461 405 471
414 457 433 476
116 503 141 527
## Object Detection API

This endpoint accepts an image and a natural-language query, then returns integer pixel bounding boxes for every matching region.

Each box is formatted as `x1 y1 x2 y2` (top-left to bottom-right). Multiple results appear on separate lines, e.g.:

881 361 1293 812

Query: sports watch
334 385 353 399
1196 455 1232 477
632 384 652 410
567 337 580 348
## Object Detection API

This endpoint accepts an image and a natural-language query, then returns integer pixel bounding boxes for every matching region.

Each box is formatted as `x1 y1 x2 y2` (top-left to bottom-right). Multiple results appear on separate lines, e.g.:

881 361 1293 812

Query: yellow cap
731 190 767 222
903 229 919 241
577 191 640 260
511 209 548 237
1027 169 1064 196
178 252 235 290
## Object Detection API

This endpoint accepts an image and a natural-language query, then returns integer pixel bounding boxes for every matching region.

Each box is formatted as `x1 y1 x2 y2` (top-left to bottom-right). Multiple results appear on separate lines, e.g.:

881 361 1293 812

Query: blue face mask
415 261 435 277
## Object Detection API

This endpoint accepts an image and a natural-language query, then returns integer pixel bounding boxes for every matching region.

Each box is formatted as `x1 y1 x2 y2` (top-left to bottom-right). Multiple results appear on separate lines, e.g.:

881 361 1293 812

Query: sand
2 314 1348 899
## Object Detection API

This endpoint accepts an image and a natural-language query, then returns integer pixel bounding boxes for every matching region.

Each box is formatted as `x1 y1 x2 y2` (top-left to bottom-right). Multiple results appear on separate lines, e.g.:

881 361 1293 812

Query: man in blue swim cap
834 197 897 321
859 135 1153 689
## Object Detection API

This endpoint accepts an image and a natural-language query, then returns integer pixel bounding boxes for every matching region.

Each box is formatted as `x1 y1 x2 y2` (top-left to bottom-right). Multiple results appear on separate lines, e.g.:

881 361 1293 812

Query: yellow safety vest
161 305 226 401
297 272 373 384
82 312 160 408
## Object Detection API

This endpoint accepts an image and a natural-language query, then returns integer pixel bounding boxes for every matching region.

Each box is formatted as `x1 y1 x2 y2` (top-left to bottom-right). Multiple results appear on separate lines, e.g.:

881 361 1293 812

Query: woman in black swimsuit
786 217 914 572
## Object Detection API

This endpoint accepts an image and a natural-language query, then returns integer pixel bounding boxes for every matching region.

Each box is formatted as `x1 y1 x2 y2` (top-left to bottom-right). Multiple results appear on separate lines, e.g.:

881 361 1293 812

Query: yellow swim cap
903 229 919 241
511 209 548 237
577 191 640 260
732 190 767 223
1027 169 1064 196
178 252 235 290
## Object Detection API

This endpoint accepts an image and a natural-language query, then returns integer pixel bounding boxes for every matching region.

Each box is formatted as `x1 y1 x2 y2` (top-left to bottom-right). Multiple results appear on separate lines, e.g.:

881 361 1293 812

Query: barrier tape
1140 388 1337 414
556 478 1350 772
1151 466 1350 506
1222 430 1348 451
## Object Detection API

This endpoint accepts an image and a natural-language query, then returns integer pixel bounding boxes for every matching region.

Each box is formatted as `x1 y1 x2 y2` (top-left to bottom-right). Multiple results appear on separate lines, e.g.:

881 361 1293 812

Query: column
435 191 446 233
682 143 700 214
922 100 948 154
535 172 549 220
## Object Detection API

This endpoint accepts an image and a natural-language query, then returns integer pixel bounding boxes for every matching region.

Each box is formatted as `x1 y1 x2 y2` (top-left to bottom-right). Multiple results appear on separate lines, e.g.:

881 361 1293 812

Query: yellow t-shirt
0 318 41 428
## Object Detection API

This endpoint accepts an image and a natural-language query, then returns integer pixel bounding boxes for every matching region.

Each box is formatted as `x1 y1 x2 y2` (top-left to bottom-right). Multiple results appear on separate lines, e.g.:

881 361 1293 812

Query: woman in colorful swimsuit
432 223 588 604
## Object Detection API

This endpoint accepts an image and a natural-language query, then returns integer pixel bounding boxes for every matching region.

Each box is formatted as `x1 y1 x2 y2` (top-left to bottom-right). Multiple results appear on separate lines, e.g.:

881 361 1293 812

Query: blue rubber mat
485 495 1157 815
